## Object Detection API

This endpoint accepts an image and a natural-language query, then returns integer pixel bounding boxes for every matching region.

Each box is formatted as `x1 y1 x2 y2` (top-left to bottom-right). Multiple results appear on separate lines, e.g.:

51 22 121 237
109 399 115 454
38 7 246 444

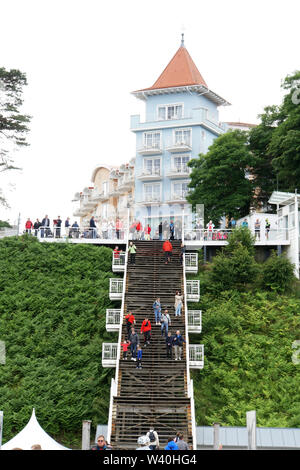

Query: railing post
246 410 257 450
213 422 220 450
0 411 3 450
82 420 92 450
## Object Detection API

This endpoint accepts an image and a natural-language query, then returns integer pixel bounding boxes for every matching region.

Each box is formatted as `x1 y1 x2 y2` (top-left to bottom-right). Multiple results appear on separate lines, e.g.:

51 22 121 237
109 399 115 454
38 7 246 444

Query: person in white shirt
206 220 215 240
146 429 160 450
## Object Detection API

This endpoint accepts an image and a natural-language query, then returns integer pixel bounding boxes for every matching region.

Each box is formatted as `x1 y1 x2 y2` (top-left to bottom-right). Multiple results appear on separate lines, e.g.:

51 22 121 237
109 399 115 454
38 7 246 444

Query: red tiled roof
138 45 208 92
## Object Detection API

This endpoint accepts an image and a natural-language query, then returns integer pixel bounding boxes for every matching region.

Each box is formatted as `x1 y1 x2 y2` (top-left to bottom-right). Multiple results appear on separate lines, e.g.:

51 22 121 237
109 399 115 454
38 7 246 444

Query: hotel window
174 129 191 146
144 158 161 176
102 203 108 219
173 181 189 199
144 131 161 149
144 183 161 202
173 155 190 173
103 181 108 195
158 104 183 120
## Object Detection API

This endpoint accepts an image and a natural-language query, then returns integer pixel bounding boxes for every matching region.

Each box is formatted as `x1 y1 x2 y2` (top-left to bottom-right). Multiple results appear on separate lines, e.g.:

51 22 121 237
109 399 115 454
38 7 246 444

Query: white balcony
167 165 191 178
112 252 126 272
102 343 118 367
140 195 161 205
106 309 121 332
185 253 198 273
167 192 188 203
73 207 88 217
189 344 204 369
188 310 202 333
166 141 192 153
137 145 162 155
109 279 123 300
137 169 162 181
186 280 200 302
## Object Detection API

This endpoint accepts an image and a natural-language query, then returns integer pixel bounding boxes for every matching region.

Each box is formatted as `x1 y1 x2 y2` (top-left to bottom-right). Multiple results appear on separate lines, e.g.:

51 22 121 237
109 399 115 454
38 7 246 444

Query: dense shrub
0 236 118 448
226 226 256 256
192 291 300 428
210 244 258 292
260 251 295 292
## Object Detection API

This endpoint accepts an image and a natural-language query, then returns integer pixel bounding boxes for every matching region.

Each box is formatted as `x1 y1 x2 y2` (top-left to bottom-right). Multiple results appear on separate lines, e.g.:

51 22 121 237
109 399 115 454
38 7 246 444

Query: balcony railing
167 164 191 178
188 310 202 333
166 141 192 153
185 253 198 273
184 228 290 243
142 195 161 204
102 343 118 367
112 252 126 272
186 280 200 302
137 144 162 155
137 169 162 181
189 344 204 369
168 192 188 202
109 279 123 300
106 309 121 332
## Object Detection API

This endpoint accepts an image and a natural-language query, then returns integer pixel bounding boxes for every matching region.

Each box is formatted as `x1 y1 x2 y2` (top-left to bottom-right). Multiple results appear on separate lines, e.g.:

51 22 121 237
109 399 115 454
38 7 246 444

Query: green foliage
249 70 300 195
190 286 300 428
0 220 12 228
187 130 255 225
225 226 256 257
210 244 258 293
260 251 295 293
0 67 31 205
0 236 117 448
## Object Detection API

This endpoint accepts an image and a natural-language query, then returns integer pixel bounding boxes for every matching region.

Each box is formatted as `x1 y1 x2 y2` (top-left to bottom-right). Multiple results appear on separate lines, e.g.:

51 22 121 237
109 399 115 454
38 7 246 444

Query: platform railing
189 344 204 369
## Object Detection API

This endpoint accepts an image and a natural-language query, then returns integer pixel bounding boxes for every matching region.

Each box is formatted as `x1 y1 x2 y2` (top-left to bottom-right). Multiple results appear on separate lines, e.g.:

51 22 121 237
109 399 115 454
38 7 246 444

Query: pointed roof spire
136 43 208 92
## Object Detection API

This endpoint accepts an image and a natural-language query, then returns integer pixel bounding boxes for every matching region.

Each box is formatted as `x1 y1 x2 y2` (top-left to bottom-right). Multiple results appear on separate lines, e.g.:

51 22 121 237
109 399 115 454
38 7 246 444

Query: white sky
0 0 299 227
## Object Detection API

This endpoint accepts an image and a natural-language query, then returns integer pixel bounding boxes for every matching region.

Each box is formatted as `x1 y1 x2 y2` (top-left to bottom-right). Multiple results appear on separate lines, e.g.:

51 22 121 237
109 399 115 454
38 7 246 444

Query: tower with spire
131 37 230 223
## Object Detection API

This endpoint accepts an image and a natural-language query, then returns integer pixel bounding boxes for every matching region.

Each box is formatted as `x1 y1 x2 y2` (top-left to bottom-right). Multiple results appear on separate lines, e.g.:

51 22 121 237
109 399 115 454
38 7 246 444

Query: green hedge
0 236 118 448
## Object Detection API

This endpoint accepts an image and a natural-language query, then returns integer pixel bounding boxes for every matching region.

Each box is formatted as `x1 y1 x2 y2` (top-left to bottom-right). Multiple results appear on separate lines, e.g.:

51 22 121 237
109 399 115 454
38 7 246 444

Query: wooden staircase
109 240 194 449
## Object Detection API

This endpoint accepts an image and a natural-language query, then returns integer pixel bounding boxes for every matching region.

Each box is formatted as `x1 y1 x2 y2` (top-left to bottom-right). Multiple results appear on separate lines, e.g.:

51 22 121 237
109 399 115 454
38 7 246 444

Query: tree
225 226 256 257
248 106 279 209
270 71 300 191
187 130 255 226
260 251 295 293
249 71 300 195
0 67 31 204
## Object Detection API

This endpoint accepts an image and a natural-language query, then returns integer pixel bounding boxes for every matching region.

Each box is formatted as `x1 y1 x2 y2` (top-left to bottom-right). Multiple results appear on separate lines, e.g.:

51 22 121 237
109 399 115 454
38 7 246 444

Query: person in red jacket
163 240 173 264
125 311 136 339
121 339 130 360
25 218 33 234
136 221 142 240
145 224 151 241
141 317 151 346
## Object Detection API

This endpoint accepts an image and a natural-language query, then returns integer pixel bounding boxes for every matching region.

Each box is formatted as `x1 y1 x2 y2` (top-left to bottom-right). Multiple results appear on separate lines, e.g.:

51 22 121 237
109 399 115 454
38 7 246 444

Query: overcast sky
0 0 299 227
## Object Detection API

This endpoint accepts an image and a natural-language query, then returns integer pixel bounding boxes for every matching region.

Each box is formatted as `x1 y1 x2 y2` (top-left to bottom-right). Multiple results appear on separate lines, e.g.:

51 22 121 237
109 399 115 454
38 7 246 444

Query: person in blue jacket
164 436 179 450
136 345 142 369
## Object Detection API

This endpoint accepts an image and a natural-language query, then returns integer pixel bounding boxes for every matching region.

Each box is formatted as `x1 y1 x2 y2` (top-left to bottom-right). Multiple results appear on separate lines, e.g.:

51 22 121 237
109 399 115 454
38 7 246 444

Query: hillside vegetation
0 236 118 448
189 229 300 428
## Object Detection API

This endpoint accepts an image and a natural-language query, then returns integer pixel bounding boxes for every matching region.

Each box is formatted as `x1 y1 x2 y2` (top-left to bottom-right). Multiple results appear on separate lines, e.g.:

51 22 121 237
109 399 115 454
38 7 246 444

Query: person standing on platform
163 239 173 264
65 217 71 237
153 297 161 325
55 216 62 238
33 219 41 236
141 317 151 346
128 241 137 265
169 220 175 240
129 328 139 361
136 345 143 369
125 311 136 339
161 310 171 338
158 221 163 241
89 216 97 238
173 330 186 361
25 218 33 234
121 339 129 360
174 291 183 317
166 331 173 359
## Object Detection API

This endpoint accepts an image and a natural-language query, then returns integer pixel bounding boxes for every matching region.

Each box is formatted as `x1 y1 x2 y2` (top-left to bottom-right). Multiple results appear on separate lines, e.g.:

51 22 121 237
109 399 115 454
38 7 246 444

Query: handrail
107 209 129 443
183 250 196 449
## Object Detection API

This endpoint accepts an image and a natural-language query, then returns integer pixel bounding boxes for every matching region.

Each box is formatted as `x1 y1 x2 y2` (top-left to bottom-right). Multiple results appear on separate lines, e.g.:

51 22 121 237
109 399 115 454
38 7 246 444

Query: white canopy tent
1 409 70 450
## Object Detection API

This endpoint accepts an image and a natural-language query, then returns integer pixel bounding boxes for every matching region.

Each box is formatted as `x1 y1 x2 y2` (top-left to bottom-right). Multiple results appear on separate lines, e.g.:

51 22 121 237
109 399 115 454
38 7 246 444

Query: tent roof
1 409 70 450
